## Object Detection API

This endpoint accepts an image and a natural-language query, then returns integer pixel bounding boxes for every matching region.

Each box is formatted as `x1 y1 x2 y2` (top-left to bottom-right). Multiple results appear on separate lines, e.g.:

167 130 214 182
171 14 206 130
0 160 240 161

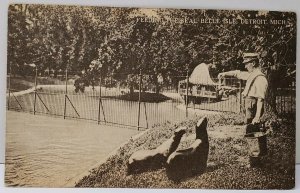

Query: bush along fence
6 68 295 130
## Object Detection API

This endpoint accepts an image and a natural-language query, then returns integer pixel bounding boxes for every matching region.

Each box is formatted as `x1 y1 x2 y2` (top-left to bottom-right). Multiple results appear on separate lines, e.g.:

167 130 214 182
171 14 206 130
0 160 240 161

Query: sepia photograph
5 4 296 189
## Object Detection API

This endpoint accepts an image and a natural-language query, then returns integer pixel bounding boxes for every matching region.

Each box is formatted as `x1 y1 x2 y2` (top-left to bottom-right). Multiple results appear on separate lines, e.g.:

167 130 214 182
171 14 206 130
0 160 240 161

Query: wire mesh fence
180 77 243 113
6 69 295 130
276 85 296 115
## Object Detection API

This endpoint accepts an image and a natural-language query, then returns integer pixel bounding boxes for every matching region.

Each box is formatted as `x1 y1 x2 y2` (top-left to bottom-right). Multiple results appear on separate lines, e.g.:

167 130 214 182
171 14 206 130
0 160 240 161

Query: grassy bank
8 77 34 91
75 113 295 189
104 92 172 103
8 76 66 92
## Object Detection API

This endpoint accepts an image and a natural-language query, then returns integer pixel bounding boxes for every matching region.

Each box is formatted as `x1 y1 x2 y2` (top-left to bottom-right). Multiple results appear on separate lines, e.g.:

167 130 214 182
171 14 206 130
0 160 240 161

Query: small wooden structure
178 63 222 102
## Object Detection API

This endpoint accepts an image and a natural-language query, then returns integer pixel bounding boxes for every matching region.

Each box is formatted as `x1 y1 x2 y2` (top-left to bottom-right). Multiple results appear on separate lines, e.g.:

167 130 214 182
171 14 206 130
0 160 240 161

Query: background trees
8 5 296 113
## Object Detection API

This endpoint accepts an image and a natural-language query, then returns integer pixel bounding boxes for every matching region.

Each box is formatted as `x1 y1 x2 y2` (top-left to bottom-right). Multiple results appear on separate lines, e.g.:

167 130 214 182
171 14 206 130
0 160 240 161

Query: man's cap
242 53 259 64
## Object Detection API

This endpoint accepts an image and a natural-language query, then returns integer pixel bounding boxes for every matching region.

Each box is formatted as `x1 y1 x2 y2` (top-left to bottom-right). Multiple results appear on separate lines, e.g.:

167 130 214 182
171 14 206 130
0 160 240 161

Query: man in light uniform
218 53 268 125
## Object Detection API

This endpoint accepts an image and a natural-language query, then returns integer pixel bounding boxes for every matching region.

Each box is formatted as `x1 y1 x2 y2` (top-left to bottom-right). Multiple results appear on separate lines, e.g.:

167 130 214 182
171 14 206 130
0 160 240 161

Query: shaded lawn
8 76 65 92
75 113 295 189
104 92 172 103
8 77 34 91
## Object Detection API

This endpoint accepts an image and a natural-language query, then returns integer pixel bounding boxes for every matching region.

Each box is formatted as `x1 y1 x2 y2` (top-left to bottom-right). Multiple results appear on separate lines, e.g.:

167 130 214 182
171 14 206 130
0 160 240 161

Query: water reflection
5 111 139 187
5 99 188 187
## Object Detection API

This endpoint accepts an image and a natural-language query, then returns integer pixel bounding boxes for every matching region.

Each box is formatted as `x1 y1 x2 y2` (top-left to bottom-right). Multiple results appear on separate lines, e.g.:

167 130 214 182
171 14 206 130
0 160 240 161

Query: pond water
5 98 191 187
5 111 141 187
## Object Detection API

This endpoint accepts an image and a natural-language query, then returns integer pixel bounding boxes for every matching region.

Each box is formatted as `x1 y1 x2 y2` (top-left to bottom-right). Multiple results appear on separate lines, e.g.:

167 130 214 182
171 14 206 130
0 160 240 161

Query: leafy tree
8 5 296 114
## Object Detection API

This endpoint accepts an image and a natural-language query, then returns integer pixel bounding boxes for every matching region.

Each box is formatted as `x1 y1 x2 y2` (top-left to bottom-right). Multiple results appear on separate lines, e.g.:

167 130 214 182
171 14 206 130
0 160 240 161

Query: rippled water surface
5 111 140 187
5 100 189 187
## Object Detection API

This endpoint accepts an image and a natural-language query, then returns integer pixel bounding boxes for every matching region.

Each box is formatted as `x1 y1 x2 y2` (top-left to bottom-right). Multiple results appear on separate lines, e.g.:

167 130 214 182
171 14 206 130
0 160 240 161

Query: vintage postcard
6 4 296 189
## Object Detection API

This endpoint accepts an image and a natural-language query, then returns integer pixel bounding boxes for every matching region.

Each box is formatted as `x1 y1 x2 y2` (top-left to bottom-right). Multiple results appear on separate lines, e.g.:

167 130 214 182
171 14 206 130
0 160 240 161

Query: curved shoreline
64 127 152 187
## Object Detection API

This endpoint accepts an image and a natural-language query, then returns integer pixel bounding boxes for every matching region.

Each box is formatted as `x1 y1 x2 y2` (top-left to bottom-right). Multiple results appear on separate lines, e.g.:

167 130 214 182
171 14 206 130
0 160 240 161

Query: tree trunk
155 81 160 94
153 75 160 94
264 70 278 117
129 85 134 96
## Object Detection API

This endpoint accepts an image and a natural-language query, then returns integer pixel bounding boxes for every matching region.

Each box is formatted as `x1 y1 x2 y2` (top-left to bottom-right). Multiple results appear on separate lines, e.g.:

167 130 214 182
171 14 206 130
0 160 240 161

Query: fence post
239 79 242 113
98 70 102 124
63 68 68 119
185 69 189 118
33 66 38 115
7 68 11 110
137 69 142 130
143 102 148 129
291 83 295 113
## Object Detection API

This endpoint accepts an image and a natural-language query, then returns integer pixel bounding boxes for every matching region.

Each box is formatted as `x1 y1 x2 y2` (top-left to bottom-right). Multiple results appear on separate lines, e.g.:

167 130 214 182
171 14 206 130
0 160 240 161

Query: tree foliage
8 5 296 111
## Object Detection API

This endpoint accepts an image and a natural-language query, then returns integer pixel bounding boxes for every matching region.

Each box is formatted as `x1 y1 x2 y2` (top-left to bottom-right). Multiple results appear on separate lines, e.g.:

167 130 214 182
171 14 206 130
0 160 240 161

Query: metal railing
7 70 295 129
